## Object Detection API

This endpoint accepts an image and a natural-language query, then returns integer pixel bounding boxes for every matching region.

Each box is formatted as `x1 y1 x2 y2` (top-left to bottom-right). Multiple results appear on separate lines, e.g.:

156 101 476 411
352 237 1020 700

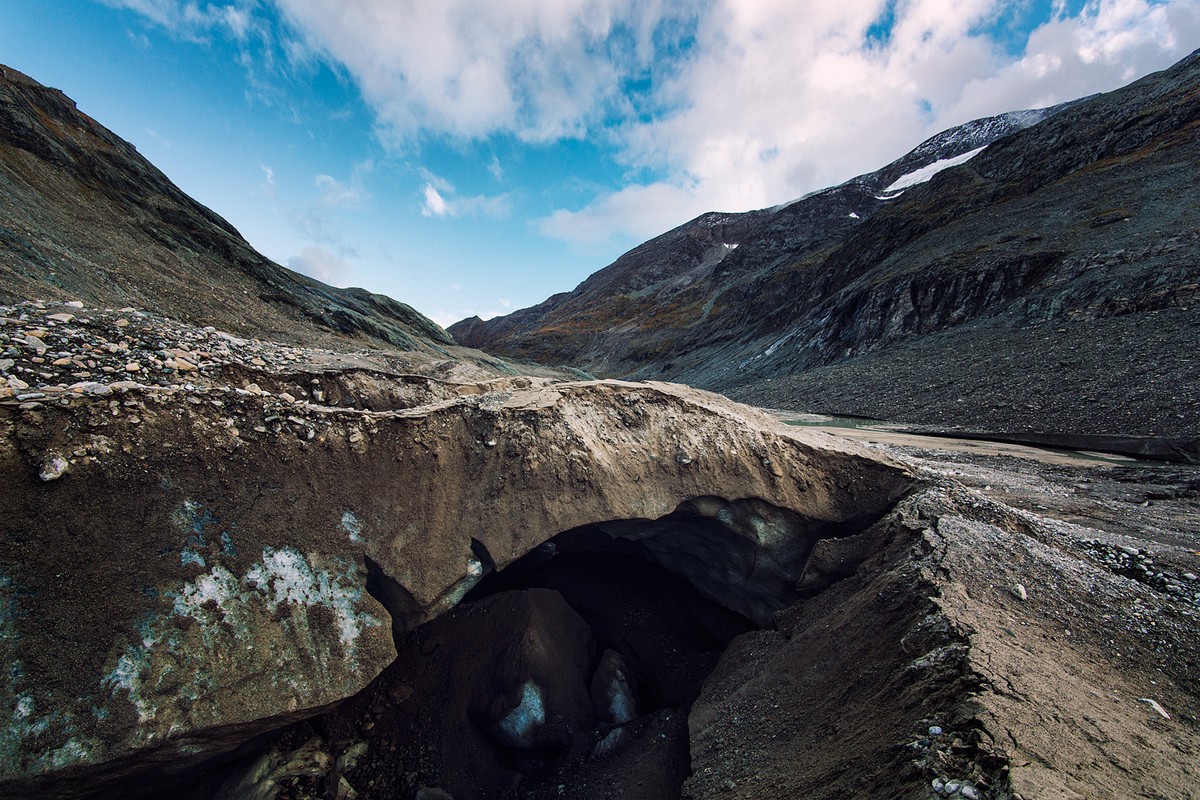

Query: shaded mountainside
449 104 1070 367
0 64 450 353
451 51 1200 438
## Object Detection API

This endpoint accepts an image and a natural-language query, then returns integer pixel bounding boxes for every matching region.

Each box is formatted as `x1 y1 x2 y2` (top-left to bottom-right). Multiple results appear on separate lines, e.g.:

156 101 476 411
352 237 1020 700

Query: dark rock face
341 588 598 800
0 64 451 352
451 51 1200 437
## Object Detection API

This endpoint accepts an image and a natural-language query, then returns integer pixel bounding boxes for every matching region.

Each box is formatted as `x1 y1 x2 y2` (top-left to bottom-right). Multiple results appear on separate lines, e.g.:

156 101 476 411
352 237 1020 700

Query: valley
2 44 1199 800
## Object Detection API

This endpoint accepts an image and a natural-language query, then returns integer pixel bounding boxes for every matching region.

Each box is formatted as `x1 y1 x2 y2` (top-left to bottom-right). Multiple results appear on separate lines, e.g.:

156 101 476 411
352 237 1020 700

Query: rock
279 392 296 403
414 789 456 800
124 362 140 372
64 301 84 309
38 453 69 481
1011 583 1028 601
591 649 638 724
46 313 75 323
0 359 13 372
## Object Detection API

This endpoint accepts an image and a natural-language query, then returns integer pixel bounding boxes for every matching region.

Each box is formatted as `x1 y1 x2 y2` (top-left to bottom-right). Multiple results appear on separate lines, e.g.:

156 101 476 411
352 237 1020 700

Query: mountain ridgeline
451 51 1200 438
0 64 451 353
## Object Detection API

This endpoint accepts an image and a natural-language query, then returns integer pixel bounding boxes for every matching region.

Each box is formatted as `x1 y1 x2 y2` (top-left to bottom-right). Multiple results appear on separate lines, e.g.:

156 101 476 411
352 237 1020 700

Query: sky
2 1 1198 328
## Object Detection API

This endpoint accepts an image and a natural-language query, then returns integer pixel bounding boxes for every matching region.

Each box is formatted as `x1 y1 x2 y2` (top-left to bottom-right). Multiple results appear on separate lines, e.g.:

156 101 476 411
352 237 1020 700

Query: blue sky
2 1 1197 327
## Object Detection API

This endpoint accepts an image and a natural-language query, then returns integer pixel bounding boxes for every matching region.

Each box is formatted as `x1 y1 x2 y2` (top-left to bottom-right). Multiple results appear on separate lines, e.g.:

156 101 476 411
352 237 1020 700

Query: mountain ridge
0 63 453 354
450 50 1200 438
448 99 1077 365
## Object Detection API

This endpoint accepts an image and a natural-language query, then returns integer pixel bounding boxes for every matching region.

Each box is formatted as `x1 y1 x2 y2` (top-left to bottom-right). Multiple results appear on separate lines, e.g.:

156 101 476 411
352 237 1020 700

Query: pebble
928 725 943 736
39 454 69 481
1010 583 1028 601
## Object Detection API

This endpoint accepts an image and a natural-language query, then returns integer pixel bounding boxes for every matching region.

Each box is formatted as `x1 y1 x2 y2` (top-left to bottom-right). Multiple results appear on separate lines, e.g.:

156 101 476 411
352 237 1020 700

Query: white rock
39 454 69 481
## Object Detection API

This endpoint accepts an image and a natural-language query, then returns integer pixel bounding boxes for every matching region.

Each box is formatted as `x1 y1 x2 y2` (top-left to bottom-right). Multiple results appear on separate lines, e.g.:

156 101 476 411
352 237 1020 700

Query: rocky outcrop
451 51 1200 438
0 65 454 354
0 300 914 797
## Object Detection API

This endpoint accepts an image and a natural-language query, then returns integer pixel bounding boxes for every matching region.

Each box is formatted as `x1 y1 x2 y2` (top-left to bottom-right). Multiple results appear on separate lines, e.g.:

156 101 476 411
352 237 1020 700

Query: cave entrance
464 525 759 716
310 496 857 800
177 495 891 800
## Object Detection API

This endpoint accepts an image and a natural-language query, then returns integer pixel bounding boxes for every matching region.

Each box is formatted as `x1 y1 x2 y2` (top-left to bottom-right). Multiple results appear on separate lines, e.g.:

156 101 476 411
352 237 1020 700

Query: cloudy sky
3 1 1198 326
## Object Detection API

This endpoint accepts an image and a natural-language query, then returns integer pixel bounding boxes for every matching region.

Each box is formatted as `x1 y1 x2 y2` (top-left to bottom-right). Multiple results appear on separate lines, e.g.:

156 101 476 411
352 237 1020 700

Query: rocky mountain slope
448 105 1070 369
451 52 1200 440
0 64 452 355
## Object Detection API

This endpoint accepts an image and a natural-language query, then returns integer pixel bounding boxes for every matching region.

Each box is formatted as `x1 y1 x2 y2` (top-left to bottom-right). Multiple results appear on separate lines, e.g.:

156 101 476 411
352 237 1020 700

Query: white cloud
270 0 701 144
541 0 1200 245
287 243 353 285
422 184 451 217
314 160 372 208
537 181 706 248
419 170 513 219
111 0 1200 248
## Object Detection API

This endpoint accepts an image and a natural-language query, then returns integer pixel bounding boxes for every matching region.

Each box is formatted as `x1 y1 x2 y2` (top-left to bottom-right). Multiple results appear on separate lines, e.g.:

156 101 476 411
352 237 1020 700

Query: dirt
729 307 1200 441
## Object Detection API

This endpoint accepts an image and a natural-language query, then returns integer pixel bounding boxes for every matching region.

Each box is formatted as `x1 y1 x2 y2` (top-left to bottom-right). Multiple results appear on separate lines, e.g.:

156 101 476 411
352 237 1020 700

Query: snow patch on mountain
881 146 987 193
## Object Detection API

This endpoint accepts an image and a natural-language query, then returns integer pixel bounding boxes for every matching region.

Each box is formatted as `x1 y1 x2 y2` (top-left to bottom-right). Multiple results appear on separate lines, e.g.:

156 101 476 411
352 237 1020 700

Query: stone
46 313 75 323
124 362 140 372
279 392 296 403
591 649 638 724
38 453 69 481
0 358 13 372
1011 584 1028 601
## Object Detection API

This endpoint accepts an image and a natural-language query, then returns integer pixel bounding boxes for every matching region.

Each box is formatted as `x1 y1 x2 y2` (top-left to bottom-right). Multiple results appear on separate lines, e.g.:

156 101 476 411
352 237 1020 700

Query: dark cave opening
462 524 759 715
159 496 889 800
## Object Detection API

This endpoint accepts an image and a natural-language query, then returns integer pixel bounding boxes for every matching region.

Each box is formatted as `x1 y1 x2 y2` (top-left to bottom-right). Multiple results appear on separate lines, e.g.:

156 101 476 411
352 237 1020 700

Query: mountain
0 64 450 353
451 51 1200 439
449 104 1070 367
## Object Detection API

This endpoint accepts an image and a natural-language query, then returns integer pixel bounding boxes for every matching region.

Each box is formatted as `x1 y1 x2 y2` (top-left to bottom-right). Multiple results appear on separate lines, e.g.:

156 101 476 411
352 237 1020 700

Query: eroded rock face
0 358 914 796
